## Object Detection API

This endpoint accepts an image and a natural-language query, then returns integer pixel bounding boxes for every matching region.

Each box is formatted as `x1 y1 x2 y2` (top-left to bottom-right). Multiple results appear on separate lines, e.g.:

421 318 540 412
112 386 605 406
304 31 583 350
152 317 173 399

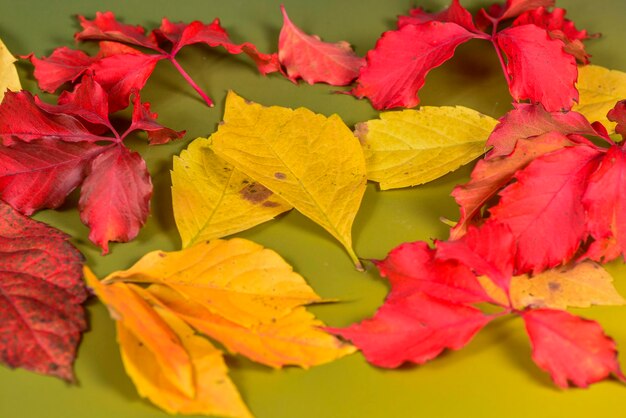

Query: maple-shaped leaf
0 39 21 102
574 65 626 133
211 91 366 268
172 136 292 248
0 76 183 253
523 309 625 388
351 21 478 109
489 144 601 273
278 6 364 86
355 106 497 190
0 201 86 381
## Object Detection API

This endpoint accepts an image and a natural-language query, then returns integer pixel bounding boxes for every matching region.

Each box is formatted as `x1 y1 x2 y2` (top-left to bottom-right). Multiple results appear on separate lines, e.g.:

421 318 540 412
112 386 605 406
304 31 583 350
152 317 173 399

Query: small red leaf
128 93 185 145
482 0 556 22
607 100 626 140
397 0 478 32
75 11 160 50
352 22 477 109
278 6 364 86
523 309 624 388
0 201 86 381
496 24 578 112
79 146 152 254
332 292 492 368
25 47 96 93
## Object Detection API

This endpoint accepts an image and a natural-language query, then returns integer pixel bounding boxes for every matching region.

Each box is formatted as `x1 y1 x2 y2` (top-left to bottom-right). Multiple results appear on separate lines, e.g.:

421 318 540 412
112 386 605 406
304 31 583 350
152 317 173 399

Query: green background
2 1 626 417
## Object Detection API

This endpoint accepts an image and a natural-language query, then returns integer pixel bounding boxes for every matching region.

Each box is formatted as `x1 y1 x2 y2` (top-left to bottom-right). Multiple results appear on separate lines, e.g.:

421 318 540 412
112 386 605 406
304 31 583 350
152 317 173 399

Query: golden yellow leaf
510 262 626 310
574 65 626 134
0 39 20 101
172 137 292 248
84 268 194 398
100 238 355 368
117 300 252 418
354 107 497 190
211 91 366 268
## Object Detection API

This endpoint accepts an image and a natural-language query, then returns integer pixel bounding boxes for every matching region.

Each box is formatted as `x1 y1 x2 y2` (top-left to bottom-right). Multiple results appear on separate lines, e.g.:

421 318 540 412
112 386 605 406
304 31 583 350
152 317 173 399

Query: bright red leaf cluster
0 201 87 381
351 0 594 110
0 76 184 253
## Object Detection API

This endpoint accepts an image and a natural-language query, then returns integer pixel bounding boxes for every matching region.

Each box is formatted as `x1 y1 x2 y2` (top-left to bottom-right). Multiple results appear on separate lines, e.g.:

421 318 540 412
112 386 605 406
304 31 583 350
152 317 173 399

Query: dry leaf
172 137 291 247
211 91 366 268
355 107 497 189
574 65 626 134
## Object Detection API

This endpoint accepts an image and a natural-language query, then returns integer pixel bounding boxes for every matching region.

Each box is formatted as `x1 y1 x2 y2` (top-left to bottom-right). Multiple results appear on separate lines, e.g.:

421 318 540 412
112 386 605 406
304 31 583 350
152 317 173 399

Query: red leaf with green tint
523 309 625 388
0 201 86 381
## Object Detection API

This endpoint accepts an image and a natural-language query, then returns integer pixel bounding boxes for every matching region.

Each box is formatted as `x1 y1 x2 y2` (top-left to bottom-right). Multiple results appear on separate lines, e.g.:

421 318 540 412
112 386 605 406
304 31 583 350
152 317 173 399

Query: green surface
2 1 626 417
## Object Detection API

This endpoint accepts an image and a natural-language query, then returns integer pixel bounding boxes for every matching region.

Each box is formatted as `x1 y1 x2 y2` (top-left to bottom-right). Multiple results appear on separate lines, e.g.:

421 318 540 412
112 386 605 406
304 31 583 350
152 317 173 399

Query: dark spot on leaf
158 252 166 258
263 201 280 208
239 182 273 204
548 281 561 292
274 172 286 180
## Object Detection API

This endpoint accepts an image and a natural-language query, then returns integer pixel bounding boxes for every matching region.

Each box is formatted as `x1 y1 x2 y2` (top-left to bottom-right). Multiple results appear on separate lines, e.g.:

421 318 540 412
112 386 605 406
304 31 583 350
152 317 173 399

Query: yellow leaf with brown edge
211 91 367 269
100 238 355 368
172 136 292 248
574 65 626 134
355 107 497 190
0 39 21 101
117 299 252 418
84 268 194 398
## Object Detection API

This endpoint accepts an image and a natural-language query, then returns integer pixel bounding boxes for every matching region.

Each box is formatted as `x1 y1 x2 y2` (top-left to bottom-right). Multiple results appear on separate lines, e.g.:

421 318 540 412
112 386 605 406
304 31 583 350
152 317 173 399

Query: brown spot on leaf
239 182 273 204
274 172 286 180
548 281 561 292
263 201 280 208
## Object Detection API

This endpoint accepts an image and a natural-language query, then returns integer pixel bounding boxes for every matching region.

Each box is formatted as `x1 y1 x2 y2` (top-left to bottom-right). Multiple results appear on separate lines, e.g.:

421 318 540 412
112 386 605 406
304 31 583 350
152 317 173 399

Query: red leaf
79 146 152 254
128 93 185 145
513 7 594 63
489 145 602 273
0 201 86 381
607 100 626 140
482 0 555 22
583 146 626 262
523 309 625 388
278 6 364 86
376 241 489 304
0 139 102 215
438 222 515 292
25 47 96 93
0 91 109 145
332 292 492 368
47 75 111 130
451 131 576 238
486 103 597 158
75 11 161 51
397 0 478 32
496 24 578 112
352 22 478 109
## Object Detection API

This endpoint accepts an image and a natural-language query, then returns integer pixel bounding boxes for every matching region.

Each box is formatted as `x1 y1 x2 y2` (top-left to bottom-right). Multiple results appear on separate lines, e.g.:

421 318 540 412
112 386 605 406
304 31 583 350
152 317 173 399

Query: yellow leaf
355 107 497 190
574 65 626 134
172 137 292 248
84 268 195 398
211 91 366 268
100 238 355 368
0 39 20 101
510 262 626 310
117 301 252 418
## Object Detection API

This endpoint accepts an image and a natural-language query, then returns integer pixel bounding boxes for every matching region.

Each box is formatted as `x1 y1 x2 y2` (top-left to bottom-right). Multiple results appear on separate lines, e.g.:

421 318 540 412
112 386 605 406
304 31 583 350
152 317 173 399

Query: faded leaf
510 262 625 310
211 91 366 268
172 137 291 248
99 238 355 368
355 106 496 189
574 65 626 133
0 39 20 102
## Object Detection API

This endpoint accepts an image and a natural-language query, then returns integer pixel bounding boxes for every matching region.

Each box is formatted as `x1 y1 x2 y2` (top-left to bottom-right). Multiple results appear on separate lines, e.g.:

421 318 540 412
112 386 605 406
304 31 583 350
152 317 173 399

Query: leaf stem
490 23 511 87
168 56 214 107
346 246 364 272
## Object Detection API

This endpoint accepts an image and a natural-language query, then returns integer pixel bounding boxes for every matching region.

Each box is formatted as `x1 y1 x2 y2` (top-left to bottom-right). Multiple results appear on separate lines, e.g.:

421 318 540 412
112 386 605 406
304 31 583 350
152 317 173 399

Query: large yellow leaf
84 269 195 398
354 107 497 190
0 39 20 101
100 238 355 368
211 91 366 268
172 137 292 248
574 65 626 133
509 262 626 310
117 301 252 418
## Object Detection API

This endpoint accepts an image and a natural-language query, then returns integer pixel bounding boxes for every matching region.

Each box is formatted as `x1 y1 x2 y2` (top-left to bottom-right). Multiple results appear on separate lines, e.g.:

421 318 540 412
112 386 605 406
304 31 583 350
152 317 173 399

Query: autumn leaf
574 65 626 133
509 262 625 310
211 91 367 268
0 201 86 381
171 137 291 248
0 75 184 253
278 6 364 85
354 106 497 189
0 39 20 102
